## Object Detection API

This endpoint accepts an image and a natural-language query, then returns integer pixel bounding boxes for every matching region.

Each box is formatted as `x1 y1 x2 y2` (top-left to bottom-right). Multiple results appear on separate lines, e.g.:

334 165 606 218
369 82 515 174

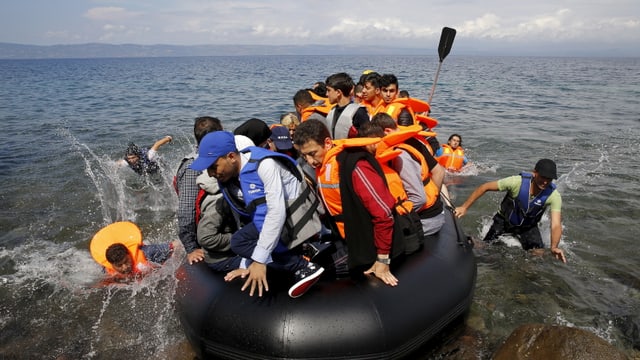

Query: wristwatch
376 255 391 265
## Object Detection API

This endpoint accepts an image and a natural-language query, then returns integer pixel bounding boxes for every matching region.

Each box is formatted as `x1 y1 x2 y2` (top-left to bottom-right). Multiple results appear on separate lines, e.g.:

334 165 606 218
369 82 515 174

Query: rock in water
493 323 629 360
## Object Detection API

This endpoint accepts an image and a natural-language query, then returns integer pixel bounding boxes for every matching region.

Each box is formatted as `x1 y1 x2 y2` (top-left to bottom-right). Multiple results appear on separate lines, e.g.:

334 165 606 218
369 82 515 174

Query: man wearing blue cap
455 159 566 263
190 131 324 298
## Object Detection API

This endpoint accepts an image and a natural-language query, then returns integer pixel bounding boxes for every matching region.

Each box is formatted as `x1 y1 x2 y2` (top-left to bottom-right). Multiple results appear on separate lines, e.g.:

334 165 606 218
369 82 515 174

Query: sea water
1 55 639 358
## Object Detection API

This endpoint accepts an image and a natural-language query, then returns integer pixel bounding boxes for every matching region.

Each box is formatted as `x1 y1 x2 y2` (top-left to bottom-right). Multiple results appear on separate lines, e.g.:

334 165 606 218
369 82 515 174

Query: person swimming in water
90 221 181 281
117 135 172 175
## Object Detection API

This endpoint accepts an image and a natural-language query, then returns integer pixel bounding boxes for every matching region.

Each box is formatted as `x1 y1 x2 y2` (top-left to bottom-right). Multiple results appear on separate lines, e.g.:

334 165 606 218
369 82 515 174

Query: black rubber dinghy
175 208 476 359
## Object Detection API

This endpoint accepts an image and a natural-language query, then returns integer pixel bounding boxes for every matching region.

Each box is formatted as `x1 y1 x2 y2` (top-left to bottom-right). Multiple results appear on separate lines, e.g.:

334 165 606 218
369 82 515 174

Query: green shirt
497 175 562 213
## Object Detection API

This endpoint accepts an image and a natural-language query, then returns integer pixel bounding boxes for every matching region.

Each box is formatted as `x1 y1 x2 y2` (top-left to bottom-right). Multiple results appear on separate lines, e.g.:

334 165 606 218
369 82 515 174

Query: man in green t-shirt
455 159 566 263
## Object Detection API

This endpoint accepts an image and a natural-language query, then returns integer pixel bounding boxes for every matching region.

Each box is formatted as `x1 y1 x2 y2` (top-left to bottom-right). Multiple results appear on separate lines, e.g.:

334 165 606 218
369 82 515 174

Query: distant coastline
1 42 637 60
0 43 437 60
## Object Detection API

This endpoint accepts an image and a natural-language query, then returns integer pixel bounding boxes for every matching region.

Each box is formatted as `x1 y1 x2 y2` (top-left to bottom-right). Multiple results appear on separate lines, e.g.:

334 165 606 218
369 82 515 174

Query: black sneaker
288 262 324 298
302 241 332 261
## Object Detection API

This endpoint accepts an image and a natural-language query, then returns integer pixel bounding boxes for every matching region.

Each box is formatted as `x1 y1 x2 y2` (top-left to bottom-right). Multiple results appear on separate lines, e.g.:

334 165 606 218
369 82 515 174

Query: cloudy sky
2 0 639 56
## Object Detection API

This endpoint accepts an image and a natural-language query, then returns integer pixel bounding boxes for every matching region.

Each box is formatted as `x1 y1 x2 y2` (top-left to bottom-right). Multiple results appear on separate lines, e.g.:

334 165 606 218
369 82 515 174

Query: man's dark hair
380 73 399 88
362 72 382 89
293 89 314 107
312 82 327 97
370 113 398 130
325 72 355 97
194 116 223 145
293 119 331 147
105 243 129 265
358 121 385 138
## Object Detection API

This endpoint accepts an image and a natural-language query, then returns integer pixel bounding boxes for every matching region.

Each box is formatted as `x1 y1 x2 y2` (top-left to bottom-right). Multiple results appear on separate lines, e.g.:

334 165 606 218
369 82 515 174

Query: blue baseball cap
190 131 238 171
270 126 293 150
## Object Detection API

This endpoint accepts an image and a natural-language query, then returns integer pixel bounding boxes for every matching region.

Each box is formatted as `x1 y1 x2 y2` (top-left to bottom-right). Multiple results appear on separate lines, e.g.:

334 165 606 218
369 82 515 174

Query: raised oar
427 27 457 105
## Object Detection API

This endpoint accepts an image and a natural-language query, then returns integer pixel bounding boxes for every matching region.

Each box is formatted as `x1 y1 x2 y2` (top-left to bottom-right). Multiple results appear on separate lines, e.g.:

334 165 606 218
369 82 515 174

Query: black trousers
483 213 544 250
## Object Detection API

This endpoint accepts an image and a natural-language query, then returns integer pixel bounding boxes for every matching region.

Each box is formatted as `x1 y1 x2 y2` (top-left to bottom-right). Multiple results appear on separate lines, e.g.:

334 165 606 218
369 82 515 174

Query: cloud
251 24 311 39
103 24 126 32
84 7 141 21
3 0 636 55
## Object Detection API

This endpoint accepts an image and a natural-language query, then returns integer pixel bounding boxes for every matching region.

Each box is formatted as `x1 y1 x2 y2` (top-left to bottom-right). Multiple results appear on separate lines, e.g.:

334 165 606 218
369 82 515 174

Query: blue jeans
230 222 307 272
207 256 242 272
141 243 173 264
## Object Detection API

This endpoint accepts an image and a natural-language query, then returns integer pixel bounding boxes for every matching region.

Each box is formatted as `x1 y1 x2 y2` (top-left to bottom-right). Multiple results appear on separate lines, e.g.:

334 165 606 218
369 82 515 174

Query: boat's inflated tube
175 208 476 360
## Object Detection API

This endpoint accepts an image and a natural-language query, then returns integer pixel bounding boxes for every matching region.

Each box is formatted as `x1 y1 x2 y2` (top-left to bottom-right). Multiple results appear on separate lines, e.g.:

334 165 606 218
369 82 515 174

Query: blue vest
221 147 321 250
501 172 556 227
221 147 299 231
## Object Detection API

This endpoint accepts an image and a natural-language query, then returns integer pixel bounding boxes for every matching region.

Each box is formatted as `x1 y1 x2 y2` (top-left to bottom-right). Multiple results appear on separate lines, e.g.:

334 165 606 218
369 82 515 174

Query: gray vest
325 103 364 140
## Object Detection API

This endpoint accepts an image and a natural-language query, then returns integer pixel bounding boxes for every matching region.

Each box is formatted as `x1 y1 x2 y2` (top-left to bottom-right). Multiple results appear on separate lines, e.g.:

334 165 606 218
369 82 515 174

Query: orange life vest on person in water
437 144 466 171
89 221 150 275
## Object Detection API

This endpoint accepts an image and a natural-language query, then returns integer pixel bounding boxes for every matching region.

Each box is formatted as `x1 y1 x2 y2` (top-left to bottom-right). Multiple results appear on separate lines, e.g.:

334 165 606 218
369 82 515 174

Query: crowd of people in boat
91 70 565 295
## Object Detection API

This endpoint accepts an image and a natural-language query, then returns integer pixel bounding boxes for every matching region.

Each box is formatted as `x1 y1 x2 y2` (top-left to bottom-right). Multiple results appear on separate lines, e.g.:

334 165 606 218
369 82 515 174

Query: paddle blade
438 27 457 62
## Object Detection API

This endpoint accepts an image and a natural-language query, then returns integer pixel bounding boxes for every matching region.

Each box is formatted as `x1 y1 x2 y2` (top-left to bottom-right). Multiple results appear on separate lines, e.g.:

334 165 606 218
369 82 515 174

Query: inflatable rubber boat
175 208 476 359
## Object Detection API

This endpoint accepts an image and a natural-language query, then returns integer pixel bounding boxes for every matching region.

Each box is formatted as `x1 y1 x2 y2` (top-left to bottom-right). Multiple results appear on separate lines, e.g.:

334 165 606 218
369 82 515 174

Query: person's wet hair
105 243 129 265
125 143 141 158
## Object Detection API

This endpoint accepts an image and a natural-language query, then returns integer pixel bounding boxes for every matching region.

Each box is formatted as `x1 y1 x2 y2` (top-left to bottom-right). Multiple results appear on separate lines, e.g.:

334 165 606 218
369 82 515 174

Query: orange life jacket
317 137 385 239
415 114 439 129
300 105 331 121
383 101 414 125
375 145 414 216
437 144 466 171
301 91 332 121
377 125 441 212
89 221 150 275
383 97 432 124
308 90 328 104
362 99 387 118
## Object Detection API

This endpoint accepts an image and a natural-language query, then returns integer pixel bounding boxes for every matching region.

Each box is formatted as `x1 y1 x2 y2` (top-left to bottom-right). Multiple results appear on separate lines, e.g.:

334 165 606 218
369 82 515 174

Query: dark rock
493 323 629 360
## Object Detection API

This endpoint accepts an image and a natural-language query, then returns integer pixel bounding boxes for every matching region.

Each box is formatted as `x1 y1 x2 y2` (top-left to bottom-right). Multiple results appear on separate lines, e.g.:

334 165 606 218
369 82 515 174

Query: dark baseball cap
535 158 557 179
270 126 293 150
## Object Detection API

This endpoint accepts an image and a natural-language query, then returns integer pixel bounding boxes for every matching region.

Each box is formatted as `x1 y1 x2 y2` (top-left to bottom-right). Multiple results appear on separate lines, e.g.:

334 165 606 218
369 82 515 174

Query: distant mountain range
0 42 435 59
3 42 637 59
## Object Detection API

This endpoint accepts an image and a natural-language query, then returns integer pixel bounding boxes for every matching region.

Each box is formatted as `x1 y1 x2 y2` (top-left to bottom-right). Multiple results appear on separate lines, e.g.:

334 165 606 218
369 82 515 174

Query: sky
1 0 639 56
